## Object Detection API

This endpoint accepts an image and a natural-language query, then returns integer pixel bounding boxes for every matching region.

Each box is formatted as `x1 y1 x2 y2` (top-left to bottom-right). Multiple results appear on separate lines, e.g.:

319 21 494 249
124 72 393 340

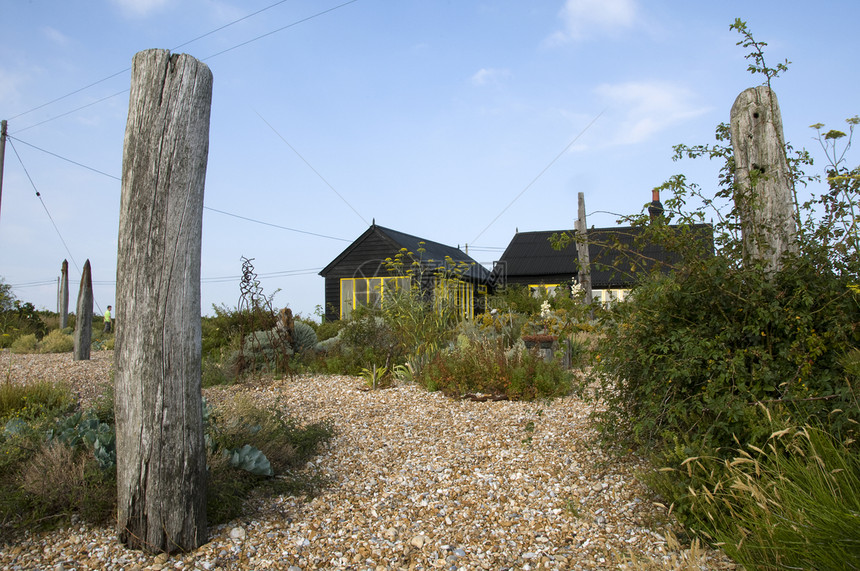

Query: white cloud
110 0 170 18
471 67 512 87
594 80 710 145
42 26 71 46
549 0 637 43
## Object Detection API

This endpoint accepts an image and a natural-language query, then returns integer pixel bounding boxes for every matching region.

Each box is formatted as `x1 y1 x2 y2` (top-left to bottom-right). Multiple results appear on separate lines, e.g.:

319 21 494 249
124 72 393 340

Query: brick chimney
648 188 664 221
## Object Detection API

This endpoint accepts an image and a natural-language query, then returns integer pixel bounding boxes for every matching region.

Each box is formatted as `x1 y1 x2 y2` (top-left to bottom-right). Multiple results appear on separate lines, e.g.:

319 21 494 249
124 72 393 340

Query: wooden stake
73 260 92 361
114 49 212 554
730 86 797 272
575 192 593 306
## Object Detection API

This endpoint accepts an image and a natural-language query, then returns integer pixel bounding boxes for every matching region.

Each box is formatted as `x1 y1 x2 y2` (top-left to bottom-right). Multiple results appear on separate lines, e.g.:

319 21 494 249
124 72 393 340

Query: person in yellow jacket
104 305 112 333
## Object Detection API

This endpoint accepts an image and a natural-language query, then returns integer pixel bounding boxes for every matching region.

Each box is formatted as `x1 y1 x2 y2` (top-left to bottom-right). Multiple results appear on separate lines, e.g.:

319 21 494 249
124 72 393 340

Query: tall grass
686 424 860 570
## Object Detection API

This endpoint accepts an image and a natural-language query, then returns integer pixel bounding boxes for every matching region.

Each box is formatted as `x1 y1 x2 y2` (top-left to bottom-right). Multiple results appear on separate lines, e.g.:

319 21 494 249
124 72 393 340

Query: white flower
570 282 584 297
540 300 552 319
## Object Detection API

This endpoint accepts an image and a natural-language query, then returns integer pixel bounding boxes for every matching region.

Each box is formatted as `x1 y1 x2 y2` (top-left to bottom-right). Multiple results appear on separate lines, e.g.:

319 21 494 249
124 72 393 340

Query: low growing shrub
419 337 572 400
683 424 860 570
39 329 74 353
10 334 38 354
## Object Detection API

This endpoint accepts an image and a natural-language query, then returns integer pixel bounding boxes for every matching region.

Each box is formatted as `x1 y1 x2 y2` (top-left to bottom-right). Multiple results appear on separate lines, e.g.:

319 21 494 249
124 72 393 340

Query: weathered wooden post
114 49 212 553
575 192 593 306
59 259 69 329
73 259 92 360
730 85 797 272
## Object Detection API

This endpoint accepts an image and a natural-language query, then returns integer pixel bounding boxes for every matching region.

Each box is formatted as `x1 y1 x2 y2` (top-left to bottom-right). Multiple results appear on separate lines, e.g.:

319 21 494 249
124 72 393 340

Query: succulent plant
225 444 273 477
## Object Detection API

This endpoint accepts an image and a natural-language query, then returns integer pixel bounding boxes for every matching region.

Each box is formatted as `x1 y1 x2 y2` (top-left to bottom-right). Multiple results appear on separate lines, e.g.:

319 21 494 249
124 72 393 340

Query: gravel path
0 351 734 570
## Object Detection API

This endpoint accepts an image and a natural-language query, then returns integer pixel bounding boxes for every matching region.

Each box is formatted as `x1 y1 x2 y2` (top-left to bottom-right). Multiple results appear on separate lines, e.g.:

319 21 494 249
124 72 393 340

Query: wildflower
540 300 552 320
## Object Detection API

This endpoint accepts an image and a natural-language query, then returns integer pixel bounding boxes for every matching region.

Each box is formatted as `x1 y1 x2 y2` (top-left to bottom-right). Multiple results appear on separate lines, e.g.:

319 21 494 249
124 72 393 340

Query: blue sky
1 0 857 319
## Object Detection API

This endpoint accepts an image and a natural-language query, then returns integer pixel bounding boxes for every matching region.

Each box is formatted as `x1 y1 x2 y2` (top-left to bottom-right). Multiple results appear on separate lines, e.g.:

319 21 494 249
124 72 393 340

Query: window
528 284 560 297
340 277 410 319
434 277 474 320
595 288 629 305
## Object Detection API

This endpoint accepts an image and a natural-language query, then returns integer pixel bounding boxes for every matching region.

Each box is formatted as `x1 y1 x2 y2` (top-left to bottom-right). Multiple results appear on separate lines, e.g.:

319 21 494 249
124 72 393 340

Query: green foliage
0 382 113 536
596 255 859 453
38 329 74 353
0 278 13 312
685 425 860 570
359 364 390 390
224 444 272 477
314 318 344 342
591 20 860 568
0 379 334 536
201 303 246 360
419 336 572 401
47 411 116 471
1 301 49 347
205 395 334 524
293 320 318 352
324 313 402 375
0 380 75 422
10 333 38 354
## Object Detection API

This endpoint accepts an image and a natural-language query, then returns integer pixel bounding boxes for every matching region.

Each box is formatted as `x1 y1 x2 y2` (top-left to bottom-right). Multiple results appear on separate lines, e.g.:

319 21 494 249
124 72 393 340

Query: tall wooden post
60 259 69 329
73 260 92 361
115 49 212 553
575 192 593 305
730 86 797 272
0 120 7 226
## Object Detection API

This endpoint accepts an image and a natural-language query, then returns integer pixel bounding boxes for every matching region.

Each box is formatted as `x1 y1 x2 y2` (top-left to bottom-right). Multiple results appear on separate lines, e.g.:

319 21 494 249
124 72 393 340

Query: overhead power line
471 109 606 245
11 0 361 131
256 111 370 227
203 207 351 241
4 135 351 241
7 138 81 274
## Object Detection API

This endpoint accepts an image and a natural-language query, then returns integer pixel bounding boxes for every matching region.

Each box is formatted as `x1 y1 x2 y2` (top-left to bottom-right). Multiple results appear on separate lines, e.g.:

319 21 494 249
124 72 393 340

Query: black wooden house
319 224 491 322
494 223 713 303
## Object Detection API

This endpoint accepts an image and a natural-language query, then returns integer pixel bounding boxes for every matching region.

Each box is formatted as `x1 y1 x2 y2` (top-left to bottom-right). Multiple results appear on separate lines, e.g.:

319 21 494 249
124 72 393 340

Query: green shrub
205 395 334 524
419 336 572 400
0 380 75 421
315 318 343 342
39 329 74 353
683 424 860 570
10 333 38 354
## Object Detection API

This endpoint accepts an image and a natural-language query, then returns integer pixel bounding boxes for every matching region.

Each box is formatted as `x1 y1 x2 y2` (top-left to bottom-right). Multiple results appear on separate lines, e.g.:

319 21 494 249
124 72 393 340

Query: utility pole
0 120 7 226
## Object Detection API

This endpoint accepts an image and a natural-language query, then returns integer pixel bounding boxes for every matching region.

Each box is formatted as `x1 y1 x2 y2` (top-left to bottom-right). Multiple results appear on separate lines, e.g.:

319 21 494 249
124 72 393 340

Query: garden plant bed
0 351 734 570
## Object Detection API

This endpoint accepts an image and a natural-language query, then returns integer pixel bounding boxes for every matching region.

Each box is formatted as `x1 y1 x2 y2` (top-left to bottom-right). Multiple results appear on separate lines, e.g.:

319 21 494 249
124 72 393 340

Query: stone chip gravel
0 351 735 570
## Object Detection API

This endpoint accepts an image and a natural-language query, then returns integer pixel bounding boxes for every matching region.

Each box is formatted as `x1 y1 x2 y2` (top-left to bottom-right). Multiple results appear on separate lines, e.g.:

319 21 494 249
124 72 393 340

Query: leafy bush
591 22 860 560
596 254 859 454
419 336 572 400
38 329 74 353
10 333 38 354
0 300 48 347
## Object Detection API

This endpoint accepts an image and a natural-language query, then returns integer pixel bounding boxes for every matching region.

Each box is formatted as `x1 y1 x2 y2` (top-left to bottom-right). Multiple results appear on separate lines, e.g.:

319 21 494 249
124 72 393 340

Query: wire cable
471 109 606 245
202 0 360 61
7 135 122 180
7 138 81 275
15 90 130 134
256 111 369 227
172 0 294 51
11 0 361 131
4 135 352 241
203 207 351 241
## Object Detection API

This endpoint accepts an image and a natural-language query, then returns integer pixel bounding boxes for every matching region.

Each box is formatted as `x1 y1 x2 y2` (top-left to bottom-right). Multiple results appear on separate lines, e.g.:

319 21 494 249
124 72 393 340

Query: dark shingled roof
495 224 712 289
320 224 491 282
